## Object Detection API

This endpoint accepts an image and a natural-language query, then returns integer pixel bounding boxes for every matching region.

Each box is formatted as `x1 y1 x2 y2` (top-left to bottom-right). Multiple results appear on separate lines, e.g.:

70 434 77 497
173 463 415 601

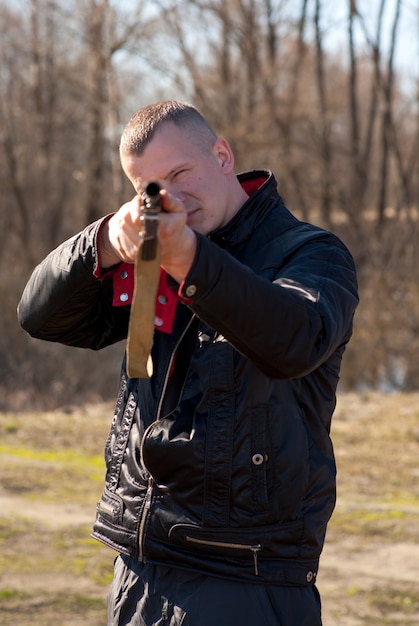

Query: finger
108 197 145 263
127 196 144 227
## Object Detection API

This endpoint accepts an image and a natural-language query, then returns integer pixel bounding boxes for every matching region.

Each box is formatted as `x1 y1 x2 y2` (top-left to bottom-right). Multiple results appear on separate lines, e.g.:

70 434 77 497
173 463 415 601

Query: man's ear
213 138 235 173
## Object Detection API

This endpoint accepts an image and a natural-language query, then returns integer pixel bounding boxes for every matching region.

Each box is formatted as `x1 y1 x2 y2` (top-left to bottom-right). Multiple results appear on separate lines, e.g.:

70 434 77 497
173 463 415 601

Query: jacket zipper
98 500 115 516
138 476 154 561
138 315 197 560
155 314 196 420
185 536 262 576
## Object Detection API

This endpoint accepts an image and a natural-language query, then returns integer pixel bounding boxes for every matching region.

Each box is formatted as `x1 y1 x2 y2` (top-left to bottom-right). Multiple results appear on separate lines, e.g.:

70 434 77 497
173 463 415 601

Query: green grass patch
0 591 107 626
367 586 419 616
0 443 104 475
0 588 30 601
0 516 113 589
0 443 105 504
329 506 417 542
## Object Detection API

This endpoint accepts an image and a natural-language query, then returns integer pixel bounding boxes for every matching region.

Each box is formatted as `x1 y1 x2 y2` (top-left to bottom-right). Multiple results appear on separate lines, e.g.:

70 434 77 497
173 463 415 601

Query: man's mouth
187 208 200 220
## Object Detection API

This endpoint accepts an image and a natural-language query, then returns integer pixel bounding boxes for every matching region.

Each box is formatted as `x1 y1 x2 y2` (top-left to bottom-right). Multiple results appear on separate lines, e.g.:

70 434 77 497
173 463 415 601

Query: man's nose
162 181 186 203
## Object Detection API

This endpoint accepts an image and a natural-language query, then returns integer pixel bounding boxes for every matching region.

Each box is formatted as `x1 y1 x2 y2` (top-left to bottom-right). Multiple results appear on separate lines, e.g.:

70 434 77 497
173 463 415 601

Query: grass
319 391 419 625
0 444 104 505
0 404 113 626
368 586 419 616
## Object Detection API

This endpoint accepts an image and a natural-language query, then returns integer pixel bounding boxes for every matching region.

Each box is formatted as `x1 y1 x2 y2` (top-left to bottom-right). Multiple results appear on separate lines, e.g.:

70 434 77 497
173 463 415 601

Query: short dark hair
120 100 217 156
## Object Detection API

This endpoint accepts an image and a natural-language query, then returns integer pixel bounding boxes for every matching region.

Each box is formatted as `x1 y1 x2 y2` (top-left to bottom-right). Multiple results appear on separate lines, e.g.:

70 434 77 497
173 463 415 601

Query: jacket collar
208 169 279 251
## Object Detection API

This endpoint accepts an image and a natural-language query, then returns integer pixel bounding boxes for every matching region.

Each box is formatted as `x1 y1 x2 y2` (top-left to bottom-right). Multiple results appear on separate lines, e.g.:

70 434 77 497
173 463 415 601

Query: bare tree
0 0 170 406
2 0 419 403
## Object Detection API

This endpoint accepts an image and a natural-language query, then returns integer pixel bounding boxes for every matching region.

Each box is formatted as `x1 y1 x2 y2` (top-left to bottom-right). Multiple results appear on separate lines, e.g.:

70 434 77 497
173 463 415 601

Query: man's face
121 122 238 235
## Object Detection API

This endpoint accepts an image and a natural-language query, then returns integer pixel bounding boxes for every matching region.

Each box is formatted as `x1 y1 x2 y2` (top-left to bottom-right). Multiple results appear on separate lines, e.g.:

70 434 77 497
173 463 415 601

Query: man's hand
157 189 197 283
98 190 197 284
99 196 143 268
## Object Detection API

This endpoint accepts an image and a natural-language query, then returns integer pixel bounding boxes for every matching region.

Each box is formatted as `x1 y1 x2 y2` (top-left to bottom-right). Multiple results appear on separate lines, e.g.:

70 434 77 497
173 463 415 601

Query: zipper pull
138 477 154 561
251 544 262 576
145 476 154 509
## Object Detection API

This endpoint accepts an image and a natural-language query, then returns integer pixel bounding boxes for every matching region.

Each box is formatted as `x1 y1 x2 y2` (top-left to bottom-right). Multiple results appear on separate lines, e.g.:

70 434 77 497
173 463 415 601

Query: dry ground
0 392 418 625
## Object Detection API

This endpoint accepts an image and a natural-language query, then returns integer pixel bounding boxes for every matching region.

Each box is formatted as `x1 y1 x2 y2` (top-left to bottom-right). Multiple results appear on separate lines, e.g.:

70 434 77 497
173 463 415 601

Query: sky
317 0 418 91
6 0 418 93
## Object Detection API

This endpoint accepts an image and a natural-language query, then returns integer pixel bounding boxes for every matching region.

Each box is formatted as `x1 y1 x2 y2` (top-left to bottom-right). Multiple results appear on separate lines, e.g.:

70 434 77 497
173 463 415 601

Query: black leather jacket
18 170 358 586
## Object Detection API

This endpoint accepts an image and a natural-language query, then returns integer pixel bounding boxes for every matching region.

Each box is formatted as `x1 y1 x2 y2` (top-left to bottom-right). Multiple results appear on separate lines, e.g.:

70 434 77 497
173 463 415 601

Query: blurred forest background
1 0 418 410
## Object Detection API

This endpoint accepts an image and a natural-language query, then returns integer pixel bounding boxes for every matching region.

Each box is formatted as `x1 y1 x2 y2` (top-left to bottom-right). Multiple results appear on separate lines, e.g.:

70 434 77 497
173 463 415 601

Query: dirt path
320 527 419 624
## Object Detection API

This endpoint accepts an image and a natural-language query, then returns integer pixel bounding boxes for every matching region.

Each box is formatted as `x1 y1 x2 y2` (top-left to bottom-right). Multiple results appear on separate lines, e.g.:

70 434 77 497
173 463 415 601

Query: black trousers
107 555 322 626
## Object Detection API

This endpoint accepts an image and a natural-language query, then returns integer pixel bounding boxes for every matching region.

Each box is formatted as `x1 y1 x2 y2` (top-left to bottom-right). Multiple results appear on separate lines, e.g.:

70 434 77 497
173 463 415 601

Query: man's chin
186 214 206 234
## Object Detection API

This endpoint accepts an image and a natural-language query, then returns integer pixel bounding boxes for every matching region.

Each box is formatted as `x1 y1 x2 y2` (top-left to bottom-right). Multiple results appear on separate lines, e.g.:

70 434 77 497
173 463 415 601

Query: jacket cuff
178 234 203 304
93 214 118 279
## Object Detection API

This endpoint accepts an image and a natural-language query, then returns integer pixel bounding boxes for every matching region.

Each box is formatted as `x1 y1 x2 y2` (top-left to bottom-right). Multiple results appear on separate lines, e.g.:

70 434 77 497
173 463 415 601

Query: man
18 100 359 625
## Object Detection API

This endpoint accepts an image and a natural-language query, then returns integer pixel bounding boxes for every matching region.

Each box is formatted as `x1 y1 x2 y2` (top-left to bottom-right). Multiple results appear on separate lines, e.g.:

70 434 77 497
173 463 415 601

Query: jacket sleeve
17 219 130 349
179 230 359 379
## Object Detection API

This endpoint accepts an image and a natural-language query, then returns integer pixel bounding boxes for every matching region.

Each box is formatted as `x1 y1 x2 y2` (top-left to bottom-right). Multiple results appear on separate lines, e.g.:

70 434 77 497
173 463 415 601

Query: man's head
120 100 217 158
119 100 249 235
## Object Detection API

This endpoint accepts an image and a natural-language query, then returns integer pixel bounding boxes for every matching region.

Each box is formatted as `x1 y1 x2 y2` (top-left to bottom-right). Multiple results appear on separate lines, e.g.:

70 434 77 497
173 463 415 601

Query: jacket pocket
169 518 304 568
96 488 124 527
250 406 273 511
93 487 139 556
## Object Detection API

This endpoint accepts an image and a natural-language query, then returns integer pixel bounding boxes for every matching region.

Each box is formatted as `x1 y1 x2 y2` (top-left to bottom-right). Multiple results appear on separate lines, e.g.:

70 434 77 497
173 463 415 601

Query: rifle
140 181 161 261
126 181 162 378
